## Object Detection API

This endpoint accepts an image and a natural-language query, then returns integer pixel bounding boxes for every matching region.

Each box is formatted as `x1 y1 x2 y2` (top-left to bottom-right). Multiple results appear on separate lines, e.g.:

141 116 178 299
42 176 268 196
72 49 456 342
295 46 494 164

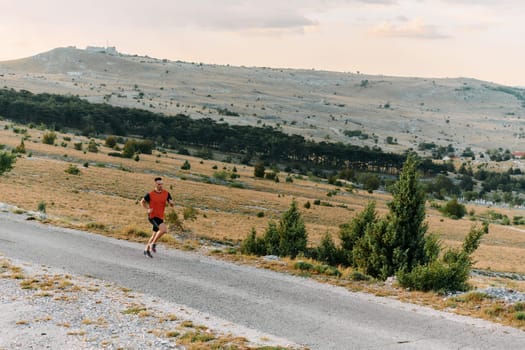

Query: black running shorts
148 217 164 231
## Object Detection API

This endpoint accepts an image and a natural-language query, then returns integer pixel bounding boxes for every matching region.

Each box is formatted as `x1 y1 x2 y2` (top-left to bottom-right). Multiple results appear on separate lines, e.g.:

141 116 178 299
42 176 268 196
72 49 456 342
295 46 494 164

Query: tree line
0 88 411 173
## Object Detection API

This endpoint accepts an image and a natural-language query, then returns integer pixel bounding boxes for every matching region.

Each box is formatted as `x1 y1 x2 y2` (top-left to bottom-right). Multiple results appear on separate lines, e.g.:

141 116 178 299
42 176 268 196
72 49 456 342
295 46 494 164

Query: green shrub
37 201 46 213
181 160 191 170
440 198 466 219
516 312 525 321
86 222 107 231
278 200 307 259
514 302 525 312
42 131 57 145
324 266 342 277
398 223 488 292
339 201 377 267
317 233 343 266
14 138 26 154
513 216 525 225
357 173 380 193
241 228 266 256
87 139 98 153
213 170 228 180
263 221 280 255
254 162 265 178
294 261 314 271
313 264 328 274
349 271 371 281
397 254 471 293
122 139 153 158
65 164 81 175
73 142 82 151
105 136 117 148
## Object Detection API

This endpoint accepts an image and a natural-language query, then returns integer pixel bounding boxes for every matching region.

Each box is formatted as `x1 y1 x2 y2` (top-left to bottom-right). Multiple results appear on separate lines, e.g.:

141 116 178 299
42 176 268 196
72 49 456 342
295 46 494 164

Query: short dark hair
154 177 162 182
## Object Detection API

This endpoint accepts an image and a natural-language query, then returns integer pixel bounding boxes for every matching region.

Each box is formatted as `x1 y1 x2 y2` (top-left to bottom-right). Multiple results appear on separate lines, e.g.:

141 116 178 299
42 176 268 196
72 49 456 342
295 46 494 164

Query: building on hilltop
85 46 118 55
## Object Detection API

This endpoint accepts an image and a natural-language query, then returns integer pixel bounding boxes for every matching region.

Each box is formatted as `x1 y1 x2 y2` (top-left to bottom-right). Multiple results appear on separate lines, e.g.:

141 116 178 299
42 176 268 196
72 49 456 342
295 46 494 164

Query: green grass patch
121 306 147 315
516 312 525 321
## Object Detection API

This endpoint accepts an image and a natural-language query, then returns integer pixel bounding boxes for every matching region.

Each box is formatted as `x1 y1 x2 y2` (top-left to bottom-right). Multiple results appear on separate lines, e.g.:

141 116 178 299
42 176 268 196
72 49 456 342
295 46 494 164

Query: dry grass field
1 119 525 274
3 120 525 329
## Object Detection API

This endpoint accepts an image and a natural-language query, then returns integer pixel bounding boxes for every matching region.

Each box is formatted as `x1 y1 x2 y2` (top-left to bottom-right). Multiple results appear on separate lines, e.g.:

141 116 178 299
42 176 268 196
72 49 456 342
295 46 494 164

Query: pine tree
387 154 429 272
352 154 430 279
339 201 377 266
254 162 265 178
263 221 280 255
0 151 16 176
317 233 340 266
278 200 307 258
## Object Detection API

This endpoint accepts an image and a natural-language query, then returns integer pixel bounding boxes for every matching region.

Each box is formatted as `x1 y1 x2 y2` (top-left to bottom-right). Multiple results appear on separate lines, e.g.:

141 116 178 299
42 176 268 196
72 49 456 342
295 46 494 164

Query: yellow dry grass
1 120 525 273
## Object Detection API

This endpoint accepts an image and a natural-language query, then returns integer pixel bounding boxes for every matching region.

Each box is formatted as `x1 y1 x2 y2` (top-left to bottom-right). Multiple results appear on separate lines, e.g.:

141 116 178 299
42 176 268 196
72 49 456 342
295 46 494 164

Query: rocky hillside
0 47 523 156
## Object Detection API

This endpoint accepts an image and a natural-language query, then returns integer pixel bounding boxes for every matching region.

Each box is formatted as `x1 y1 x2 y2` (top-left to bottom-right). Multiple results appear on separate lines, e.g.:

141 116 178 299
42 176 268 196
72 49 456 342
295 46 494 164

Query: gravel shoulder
0 255 298 349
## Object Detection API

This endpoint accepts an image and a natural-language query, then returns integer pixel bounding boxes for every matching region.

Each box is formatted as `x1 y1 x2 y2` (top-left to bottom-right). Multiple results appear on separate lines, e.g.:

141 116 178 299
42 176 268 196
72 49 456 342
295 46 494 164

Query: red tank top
147 190 170 219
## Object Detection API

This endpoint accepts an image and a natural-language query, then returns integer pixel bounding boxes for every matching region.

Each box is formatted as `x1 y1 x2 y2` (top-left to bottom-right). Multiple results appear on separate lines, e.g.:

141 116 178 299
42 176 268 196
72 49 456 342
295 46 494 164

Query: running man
140 177 174 257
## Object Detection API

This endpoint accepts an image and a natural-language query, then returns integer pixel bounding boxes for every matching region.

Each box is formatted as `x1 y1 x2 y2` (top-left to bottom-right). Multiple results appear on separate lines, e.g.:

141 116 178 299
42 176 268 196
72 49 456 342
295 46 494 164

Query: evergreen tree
317 233 341 266
0 151 16 175
441 197 466 219
241 228 266 256
263 221 280 255
254 162 265 178
352 154 430 279
353 219 391 278
387 154 429 272
339 201 377 266
181 160 191 170
278 200 307 258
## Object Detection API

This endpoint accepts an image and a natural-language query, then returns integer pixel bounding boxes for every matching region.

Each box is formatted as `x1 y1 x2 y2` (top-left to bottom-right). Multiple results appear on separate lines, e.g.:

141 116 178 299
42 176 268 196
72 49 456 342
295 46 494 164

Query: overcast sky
2 0 524 86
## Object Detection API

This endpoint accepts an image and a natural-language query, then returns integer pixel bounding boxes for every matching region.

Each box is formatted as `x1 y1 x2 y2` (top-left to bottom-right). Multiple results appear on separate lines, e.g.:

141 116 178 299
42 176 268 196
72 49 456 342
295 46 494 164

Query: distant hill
0 46 523 156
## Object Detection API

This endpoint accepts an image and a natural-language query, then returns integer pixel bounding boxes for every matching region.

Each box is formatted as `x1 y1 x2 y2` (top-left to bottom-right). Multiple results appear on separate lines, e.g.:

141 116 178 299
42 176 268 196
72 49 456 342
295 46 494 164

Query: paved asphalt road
1 211 525 349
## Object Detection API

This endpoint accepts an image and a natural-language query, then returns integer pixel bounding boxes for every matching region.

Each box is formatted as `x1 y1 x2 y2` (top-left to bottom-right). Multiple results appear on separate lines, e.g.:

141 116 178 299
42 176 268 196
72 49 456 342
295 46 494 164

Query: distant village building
85 46 118 55
513 152 525 159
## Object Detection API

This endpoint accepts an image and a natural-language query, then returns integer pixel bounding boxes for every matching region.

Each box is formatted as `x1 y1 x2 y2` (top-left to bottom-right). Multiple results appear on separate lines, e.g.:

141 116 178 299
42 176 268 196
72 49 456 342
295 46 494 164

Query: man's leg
151 223 168 246
144 233 155 257
147 230 158 248
144 220 158 257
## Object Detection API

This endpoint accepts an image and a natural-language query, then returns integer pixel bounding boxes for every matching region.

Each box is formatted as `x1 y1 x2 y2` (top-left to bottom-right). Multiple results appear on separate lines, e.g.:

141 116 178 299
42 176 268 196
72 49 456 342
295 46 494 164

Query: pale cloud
370 18 450 39
181 5 317 32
